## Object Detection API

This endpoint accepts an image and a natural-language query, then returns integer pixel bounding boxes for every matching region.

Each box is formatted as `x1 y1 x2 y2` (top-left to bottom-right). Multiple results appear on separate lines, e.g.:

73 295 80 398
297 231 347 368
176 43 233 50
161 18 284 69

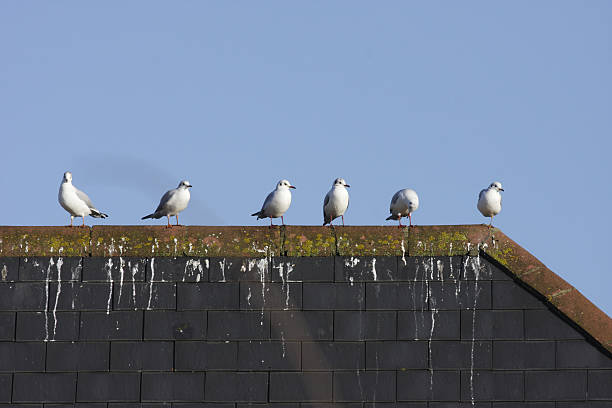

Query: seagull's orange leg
166 215 172 228
82 216 86 227
176 214 180 226
342 215 345 227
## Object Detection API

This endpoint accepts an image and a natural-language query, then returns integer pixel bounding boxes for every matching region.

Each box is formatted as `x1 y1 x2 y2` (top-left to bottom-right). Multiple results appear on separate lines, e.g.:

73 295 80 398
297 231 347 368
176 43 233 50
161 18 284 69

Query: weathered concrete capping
0 224 610 353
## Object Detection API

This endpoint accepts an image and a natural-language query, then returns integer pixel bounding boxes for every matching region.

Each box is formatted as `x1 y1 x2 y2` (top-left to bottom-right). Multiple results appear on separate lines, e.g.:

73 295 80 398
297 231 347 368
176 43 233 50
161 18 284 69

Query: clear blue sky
1 2 610 315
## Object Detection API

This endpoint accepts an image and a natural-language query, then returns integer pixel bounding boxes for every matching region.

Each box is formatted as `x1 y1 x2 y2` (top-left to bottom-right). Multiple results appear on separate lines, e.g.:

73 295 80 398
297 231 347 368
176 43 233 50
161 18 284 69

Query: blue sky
1 2 611 315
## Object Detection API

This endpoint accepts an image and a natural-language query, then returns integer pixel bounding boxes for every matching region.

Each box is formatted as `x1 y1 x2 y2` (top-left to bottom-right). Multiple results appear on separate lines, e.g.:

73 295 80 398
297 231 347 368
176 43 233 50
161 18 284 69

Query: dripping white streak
147 258 155 310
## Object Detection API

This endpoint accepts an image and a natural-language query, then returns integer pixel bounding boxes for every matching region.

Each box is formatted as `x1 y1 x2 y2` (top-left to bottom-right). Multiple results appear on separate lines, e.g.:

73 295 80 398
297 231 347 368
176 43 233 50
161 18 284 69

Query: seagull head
277 179 296 190
63 171 73 183
178 180 193 189
333 178 350 188
489 181 504 192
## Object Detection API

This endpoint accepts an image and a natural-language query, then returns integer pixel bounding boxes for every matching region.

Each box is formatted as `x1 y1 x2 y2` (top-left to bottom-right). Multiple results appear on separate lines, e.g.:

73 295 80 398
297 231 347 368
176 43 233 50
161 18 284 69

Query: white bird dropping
251 179 296 227
142 180 192 228
58 171 108 227
386 188 419 228
323 178 350 226
477 181 503 227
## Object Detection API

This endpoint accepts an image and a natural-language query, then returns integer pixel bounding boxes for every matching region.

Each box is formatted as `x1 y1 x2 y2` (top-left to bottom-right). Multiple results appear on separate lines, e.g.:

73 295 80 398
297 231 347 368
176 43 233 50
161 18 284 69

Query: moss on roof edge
0 224 610 353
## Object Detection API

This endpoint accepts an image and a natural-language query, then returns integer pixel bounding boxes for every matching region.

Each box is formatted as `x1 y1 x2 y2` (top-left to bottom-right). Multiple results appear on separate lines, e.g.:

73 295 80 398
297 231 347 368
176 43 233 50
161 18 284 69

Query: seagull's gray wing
389 190 401 213
323 191 331 220
76 187 108 218
75 188 95 209
478 189 486 202
259 190 276 216
155 189 176 214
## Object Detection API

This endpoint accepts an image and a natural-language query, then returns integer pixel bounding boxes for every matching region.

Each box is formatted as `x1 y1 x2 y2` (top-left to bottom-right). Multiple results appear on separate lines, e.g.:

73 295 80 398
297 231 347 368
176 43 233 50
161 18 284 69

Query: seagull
251 179 296 227
386 188 419 228
477 181 503 227
58 171 108 227
323 178 350 226
142 180 192 228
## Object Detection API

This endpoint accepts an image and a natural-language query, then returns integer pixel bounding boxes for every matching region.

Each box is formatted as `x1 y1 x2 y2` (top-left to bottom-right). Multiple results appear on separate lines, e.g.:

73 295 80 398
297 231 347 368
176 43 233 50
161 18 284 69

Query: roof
0 224 610 353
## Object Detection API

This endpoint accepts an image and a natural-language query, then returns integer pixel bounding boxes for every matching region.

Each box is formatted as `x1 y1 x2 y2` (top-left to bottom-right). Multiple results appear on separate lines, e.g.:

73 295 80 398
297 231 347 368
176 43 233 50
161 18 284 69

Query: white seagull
58 171 108 227
386 188 419 228
323 178 350 226
142 180 192 228
251 179 296 227
477 181 503 227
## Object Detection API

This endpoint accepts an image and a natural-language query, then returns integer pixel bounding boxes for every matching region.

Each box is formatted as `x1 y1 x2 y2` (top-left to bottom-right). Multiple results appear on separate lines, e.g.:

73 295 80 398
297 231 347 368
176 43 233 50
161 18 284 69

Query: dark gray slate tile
20 257 82 281
13 373 77 403
397 370 460 401
0 313 15 340
206 372 268 402
269 372 331 402
144 311 206 340
556 340 612 368
301 404 363 408
492 281 547 309
77 372 140 402
365 282 427 310
47 342 109 371
82 258 146 282
238 341 300 370
301 342 364 370
398 256 463 281
0 283 47 311
463 258 511 281
271 311 333 340
302 282 365 310
147 257 209 282
177 282 238 310
524 370 587 400
178 404 234 408
17 312 79 341
0 374 10 403
492 341 555 369
175 341 237 371
588 370 612 399
240 282 302 310
365 341 428 369
177 404 234 408
208 311 269 340
208 257 248 282
0 257 19 282
0 342 45 372
274 257 334 282
333 371 395 402
460 310 523 340
492 403 554 408
430 341 491 369
142 373 205 402
80 311 143 340
49 282 111 311
427 281 492 310
525 309 583 340
460 370 523 401
111 341 173 371
398 311 460 340
114 282 176 310
334 311 395 340
335 257 398 282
